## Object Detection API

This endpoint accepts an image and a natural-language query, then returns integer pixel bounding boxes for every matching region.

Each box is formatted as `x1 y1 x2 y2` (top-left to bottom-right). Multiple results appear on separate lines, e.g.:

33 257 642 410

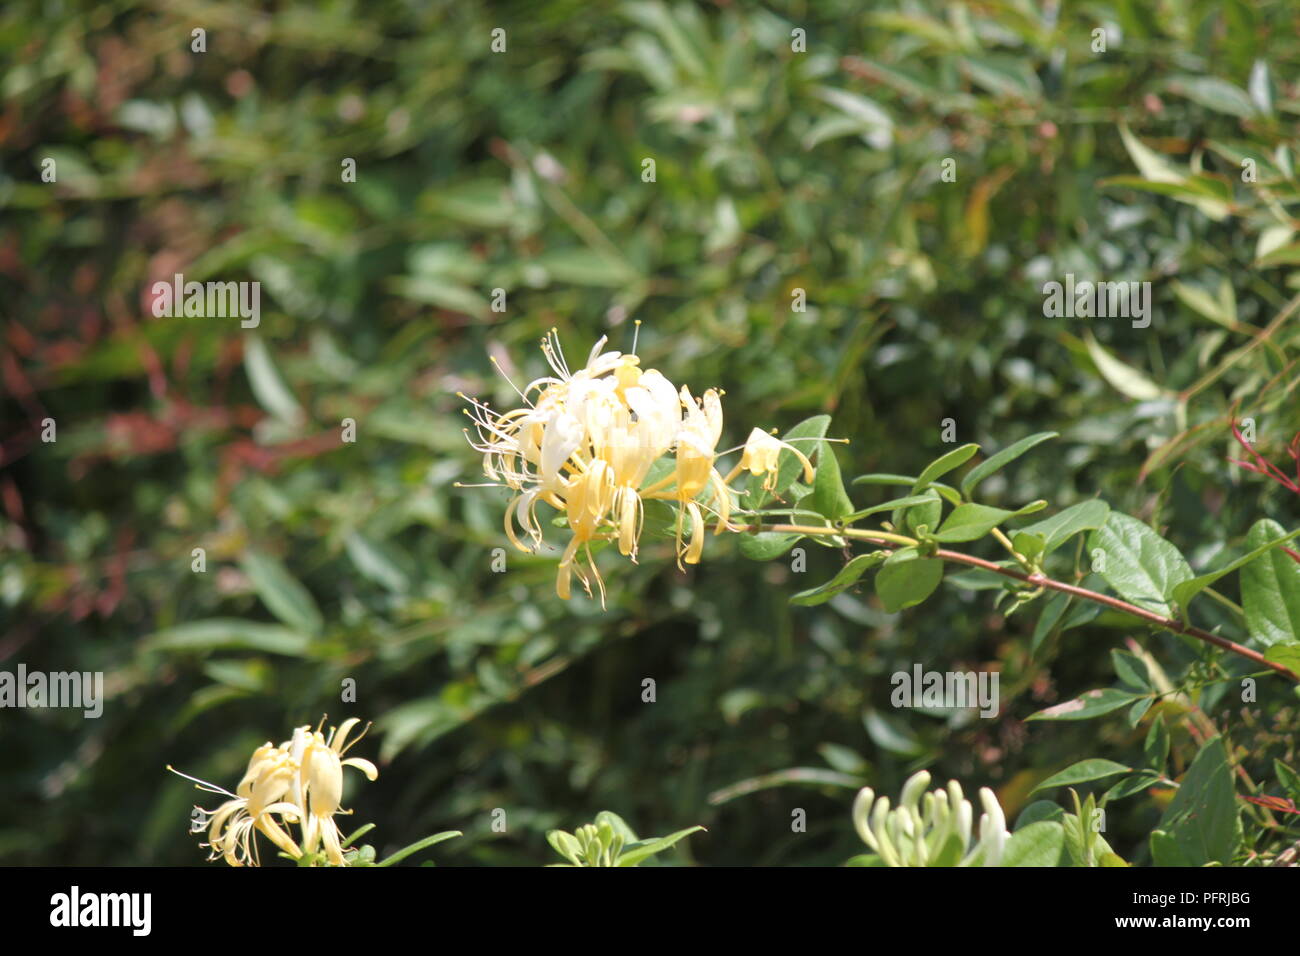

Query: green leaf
145 619 312 656
1172 522 1300 612
1110 650 1150 691
1001 821 1066 867
534 248 637 287
851 473 962 505
1275 760 1300 803
616 825 704 867
1102 176 1231 220
1016 500 1110 556
1145 717 1170 771
932 500 1045 543
1088 512 1194 617
1118 123 1186 185
342 823 376 846
1264 642 1300 673
1061 597 1102 631
244 335 304 426
933 502 1013 543
239 550 323 636
900 491 942 535
875 550 943 612
1032 759 1133 793
739 531 804 561
1240 518 1300 647
807 442 854 521
546 829 583 866
1127 696 1153 727
345 532 411 593
1257 242 1300 267
960 432 1058 499
1015 800 1065 830
1013 532 1045 561
1152 737 1240 867
1171 280 1236 328
1083 333 1167 401
863 709 924 756
789 552 887 606
1165 75 1258 118
850 473 921 486
390 276 488 317
1030 591 1070 657
1027 688 1144 722
594 810 640 844
1249 60 1274 115
375 830 462 867
1102 770 1164 803
912 443 980 491
1148 829 1185 866
960 54 1042 102
843 494 940 524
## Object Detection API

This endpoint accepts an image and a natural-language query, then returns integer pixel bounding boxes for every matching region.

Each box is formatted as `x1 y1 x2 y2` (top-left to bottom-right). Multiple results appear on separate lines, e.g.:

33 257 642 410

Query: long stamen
339 721 372 756
166 765 238 799
490 355 533 405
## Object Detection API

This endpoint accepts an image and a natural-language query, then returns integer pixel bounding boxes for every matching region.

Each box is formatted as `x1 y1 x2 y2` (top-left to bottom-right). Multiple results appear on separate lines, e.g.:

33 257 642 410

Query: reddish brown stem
756 524 1300 683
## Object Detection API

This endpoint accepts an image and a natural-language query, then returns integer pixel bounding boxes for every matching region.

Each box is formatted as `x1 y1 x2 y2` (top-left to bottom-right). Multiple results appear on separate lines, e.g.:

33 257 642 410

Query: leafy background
2 0 1298 865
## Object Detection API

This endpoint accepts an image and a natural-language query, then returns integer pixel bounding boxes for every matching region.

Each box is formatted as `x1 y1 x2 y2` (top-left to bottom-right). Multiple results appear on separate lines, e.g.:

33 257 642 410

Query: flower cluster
460 331 813 603
852 770 1010 867
169 717 378 866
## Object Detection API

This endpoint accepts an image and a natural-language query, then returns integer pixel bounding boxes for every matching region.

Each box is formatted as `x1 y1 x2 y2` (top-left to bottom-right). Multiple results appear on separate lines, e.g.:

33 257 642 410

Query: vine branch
755 523 1300 684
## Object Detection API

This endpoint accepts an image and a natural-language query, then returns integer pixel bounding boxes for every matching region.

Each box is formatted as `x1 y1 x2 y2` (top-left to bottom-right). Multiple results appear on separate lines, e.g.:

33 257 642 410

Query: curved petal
342 757 379 781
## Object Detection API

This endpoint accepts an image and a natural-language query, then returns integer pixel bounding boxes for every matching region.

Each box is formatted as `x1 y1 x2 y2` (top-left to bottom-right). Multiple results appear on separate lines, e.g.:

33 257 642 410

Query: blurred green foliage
2 0 1298 865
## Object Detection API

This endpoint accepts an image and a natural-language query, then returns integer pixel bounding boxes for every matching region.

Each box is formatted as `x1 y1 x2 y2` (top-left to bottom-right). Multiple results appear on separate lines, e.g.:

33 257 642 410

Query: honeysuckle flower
851 771 1010 867
666 386 732 566
730 427 815 494
170 740 304 867
298 717 379 866
169 716 378 867
459 330 822 604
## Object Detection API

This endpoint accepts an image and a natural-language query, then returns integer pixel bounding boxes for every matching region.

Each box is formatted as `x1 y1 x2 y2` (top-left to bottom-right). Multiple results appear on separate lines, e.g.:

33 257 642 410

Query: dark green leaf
1027 688 1144 722
240 549 323 636
1033 759 1132 793
1145 717 1170 772
617 826 704 867
1152 737 1240 867
1088 512 1194 617
1241 518 1300 647
932 500 1045 543
911 443 980 491
875 551 943 612
739 531 805 561
960 432 1058 499
1016 500 1110 556
807 442 854 521
789 552 887 606
1172 522 1300 612
1001 821 1066 867
1102 770 1164 804
1110 650 1150 691
145 619 312 657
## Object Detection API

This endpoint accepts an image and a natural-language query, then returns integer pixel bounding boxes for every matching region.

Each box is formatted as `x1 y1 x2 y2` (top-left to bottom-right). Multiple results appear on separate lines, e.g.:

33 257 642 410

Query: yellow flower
170 716 378 867
298 718 379 866
172 741 303 867
667 386 731 566
459 331 818 603
730 427 815 493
